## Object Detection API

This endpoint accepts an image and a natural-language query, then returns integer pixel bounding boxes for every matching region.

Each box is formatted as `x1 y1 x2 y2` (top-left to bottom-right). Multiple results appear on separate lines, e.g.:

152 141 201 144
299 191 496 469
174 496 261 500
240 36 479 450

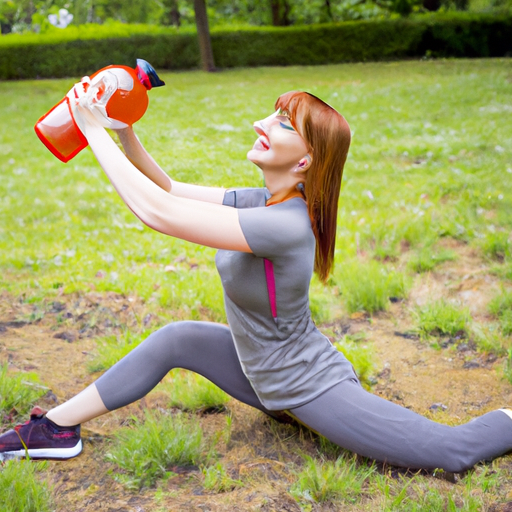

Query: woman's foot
0 406 82 461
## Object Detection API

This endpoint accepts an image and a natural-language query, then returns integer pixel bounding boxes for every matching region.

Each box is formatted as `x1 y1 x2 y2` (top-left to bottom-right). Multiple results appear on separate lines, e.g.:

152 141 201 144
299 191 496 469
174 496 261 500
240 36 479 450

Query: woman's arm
83 112 250 252
115 126 226 204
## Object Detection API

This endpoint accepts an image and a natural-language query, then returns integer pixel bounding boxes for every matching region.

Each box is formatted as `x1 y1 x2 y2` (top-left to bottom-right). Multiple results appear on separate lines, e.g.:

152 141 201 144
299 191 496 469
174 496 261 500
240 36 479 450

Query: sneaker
0 406 82 461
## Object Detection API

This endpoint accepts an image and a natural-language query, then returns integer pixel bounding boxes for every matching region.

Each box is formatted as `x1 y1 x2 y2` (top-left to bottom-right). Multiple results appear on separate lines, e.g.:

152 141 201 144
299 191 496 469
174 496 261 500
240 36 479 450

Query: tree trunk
270 0 291 26
325 0 335 21
170 0 181 27
193 0 216 72
270 0 280 25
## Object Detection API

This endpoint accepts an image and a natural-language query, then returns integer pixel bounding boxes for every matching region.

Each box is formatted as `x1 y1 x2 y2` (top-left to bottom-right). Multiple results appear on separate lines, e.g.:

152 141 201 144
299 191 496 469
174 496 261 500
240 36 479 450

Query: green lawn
1 59 512 511
1 59 510 317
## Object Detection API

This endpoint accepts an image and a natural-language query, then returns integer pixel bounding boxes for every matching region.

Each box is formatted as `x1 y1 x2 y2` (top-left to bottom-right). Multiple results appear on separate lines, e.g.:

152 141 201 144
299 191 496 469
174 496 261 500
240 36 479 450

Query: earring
298 155 312 168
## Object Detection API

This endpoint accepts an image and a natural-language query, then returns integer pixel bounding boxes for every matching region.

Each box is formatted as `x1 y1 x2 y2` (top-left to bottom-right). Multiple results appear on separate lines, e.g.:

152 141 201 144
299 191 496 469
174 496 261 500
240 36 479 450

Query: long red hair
275 91 351 282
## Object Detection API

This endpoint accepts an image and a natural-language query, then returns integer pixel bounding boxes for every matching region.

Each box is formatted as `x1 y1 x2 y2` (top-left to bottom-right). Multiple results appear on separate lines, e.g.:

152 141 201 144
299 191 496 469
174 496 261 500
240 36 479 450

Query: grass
408 245 458 273
0 460 53 512
1 59 512 510
333 333 376 389
202 461 242 493
290 454 376 505
106 410 217 490
479 230 511 262
334 258 409 314
489 290 512 335
0 364 47 420
163 369 229 412
87 330 153 373
413 299 472 340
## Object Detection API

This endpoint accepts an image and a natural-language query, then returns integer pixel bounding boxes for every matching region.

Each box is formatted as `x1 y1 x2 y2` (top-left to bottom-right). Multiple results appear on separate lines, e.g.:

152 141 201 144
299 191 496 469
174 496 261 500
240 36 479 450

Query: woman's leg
289 379 512 473
48 321 275 426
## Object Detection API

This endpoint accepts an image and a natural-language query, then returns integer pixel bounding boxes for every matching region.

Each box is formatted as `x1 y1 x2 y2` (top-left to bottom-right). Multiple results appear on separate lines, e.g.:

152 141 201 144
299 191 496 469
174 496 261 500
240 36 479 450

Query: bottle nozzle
136 59 165 90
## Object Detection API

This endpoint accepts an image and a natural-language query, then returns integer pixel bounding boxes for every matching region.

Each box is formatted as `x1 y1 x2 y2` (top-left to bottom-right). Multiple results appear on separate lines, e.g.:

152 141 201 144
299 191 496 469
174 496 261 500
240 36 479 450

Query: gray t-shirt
215 188 357 411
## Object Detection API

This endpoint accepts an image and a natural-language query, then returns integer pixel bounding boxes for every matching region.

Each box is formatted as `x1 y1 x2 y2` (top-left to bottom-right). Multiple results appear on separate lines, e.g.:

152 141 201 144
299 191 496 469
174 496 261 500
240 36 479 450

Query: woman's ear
296 154 312 173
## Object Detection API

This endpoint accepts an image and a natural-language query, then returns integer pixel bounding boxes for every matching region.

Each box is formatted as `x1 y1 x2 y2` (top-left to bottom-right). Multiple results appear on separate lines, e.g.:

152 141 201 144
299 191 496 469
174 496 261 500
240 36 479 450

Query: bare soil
2 240 512 511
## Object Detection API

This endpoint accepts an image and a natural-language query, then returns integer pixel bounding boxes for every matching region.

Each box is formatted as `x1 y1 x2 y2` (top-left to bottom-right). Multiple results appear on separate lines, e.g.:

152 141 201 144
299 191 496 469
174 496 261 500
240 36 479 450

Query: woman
1 90 512 472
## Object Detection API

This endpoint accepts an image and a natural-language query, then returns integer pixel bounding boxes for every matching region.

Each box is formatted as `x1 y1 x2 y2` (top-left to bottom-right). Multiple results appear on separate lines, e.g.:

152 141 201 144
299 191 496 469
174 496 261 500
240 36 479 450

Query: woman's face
247 109 309 173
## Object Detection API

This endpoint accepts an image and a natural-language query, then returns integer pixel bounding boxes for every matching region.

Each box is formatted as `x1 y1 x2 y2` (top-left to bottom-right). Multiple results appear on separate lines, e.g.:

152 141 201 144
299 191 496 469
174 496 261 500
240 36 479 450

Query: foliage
413 299 472 339
1 13 512 79
0 364 46 419
0 460 53 512
106 410 213 490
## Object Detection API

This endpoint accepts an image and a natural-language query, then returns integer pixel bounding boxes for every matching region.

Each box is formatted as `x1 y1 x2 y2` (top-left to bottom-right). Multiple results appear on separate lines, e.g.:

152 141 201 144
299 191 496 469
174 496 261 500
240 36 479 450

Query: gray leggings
95 321 512 473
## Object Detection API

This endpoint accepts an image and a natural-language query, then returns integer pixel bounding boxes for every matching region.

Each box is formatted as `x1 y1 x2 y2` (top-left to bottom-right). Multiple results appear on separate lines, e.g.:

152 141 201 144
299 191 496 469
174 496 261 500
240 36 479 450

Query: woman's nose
255 112 279 132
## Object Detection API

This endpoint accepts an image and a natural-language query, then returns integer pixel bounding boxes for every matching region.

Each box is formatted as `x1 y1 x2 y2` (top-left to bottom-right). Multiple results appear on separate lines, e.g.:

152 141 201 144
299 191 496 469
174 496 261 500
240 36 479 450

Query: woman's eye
279 121 295 131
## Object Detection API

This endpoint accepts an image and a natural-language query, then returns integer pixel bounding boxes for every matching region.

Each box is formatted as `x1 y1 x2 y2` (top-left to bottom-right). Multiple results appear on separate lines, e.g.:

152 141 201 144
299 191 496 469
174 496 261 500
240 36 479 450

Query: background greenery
1 13 511 79
0 59 510 319
2 0 511 34
1 58 512 511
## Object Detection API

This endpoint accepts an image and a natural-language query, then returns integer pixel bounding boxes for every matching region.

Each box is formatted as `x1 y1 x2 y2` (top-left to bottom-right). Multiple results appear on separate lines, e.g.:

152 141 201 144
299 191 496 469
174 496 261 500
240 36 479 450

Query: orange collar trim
266 189 304 207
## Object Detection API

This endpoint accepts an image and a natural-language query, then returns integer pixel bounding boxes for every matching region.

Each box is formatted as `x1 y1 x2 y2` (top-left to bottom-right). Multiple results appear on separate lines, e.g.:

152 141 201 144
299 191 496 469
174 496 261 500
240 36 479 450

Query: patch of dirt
1 240 512 511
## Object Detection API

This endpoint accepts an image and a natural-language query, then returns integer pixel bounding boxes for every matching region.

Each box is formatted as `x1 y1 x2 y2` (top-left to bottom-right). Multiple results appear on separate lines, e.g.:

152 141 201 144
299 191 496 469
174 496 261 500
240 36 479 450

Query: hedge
0 13 510 80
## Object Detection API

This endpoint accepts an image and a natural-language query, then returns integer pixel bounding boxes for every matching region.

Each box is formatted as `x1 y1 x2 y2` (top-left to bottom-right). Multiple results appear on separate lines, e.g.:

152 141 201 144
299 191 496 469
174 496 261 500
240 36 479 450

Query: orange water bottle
34 59 165 163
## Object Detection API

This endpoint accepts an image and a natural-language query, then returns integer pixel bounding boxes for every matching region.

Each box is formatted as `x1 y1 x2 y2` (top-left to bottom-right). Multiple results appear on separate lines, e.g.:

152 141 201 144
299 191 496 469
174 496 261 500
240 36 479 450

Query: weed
202 461 242 492
163 369 229 412
0 364 47 419
413 300 472 339
106 410 214 490
290 454 376 505
0 460 53 512
335 259 408 314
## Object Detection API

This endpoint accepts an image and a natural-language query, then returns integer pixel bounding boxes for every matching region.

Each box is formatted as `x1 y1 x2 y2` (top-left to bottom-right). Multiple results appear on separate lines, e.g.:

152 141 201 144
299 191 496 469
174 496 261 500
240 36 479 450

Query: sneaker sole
0 439 82 461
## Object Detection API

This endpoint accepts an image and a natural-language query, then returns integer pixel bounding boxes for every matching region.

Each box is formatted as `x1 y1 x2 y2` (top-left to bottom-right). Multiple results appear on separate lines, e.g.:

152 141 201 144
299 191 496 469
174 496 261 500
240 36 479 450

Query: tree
162 0 181 27
194 0 216 71
270 0 291 26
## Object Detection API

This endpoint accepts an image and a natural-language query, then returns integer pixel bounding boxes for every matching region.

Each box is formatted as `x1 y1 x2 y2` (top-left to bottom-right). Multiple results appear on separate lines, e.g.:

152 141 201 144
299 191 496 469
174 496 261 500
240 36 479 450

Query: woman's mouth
253 135 270 151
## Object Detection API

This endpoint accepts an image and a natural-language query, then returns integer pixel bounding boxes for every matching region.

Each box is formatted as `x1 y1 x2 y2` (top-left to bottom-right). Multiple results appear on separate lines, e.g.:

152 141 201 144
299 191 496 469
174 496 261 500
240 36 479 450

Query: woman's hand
66 77 128 133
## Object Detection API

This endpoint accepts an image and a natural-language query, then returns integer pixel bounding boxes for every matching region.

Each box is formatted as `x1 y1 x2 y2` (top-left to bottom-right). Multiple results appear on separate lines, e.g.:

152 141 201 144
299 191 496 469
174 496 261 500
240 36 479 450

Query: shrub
0 13 511 79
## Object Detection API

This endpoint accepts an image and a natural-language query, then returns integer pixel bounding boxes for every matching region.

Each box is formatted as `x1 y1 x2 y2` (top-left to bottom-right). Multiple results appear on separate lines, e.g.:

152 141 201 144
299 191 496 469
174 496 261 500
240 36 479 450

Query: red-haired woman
1 91 512 472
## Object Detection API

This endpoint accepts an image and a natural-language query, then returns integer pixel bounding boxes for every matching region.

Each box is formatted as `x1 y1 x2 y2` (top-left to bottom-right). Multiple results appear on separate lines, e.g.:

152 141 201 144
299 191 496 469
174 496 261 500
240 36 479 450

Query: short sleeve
222 188 269 209
238 199 313 259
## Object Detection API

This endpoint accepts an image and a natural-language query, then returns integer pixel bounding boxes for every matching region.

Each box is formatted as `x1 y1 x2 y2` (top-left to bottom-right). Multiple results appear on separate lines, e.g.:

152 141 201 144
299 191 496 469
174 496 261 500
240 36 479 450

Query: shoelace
14 406 47 429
